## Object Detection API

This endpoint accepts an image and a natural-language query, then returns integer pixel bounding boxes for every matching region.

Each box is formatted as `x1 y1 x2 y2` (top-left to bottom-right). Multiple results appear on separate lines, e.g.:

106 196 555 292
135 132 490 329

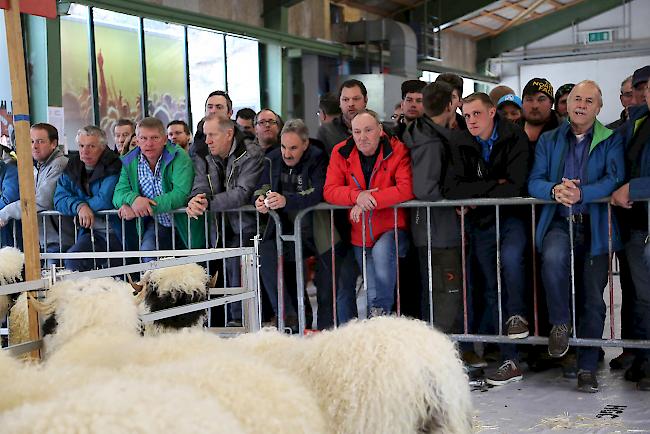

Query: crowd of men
0 64 649 394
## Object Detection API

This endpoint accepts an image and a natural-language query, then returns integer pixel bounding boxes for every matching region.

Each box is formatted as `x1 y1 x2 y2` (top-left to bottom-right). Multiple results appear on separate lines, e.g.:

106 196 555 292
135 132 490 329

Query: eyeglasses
256 120 278 127
621 91 634 98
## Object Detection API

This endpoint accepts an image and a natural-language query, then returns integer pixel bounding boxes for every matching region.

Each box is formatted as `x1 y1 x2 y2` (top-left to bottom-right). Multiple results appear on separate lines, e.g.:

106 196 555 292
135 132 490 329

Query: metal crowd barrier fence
291 197 650 352
1 243 261 357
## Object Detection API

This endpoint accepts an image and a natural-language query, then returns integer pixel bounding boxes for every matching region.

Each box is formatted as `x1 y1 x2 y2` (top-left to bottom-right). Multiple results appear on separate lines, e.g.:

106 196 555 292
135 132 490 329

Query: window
144 20 187 127
60 4 93 150
225 35 261 115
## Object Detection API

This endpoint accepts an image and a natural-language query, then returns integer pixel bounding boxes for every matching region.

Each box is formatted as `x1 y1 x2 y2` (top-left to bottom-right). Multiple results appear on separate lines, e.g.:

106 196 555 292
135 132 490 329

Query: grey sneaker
462 351 488 368
548 324 571 358
506 315 529 339
368 307 386 318
486 360 523 386
577 369 599 393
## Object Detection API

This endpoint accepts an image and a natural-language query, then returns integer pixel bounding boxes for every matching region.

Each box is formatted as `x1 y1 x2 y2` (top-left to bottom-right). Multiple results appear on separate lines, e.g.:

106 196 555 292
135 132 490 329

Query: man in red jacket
324 110 414 316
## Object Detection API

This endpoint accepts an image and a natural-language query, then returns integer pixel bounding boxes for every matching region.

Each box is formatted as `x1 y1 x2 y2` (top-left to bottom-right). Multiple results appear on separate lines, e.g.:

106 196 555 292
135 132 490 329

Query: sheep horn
28 296 54 316
127 274 144 293
133 286 148 305
208 271 219 288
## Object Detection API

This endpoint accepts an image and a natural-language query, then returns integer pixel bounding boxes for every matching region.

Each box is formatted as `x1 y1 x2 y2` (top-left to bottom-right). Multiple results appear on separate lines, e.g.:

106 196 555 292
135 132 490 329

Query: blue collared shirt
137 152 172 227
475 122 499 164
559 127 592 217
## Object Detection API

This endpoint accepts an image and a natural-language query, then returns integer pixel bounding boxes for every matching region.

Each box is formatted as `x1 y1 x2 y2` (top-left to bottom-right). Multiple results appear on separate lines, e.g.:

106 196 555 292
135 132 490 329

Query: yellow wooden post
4 0 42 358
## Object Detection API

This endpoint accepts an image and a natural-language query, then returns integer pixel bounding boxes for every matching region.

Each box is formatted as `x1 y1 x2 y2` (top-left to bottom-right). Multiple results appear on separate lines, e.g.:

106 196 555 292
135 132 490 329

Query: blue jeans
336 247 359 324
353 230 409 314
625 230 650 360
469 216 528 362
541 217 608 372
140 219 178 262
64 231 123 272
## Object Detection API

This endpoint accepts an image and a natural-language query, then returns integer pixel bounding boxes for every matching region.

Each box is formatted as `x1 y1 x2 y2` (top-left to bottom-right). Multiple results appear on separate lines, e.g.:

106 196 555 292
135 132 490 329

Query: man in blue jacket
54 125 122 271
529 80 625 393
611 73 650 391
0 142 20 248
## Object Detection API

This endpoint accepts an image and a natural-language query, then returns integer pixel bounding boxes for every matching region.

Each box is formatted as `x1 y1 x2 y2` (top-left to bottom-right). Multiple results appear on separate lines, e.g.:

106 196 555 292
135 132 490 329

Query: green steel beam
263 0 288 32
476 0 626 65
25 15 62 124
71 0 351 57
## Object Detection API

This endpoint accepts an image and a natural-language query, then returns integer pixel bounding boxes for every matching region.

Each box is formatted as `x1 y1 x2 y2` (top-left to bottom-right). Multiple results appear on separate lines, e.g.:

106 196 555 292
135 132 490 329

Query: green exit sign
588 31 611 43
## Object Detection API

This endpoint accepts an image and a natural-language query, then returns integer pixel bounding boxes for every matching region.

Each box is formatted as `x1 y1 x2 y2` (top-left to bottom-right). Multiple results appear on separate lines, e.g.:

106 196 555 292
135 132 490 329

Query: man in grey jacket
403 81 463 333
0 123 74 259
187 114 264 326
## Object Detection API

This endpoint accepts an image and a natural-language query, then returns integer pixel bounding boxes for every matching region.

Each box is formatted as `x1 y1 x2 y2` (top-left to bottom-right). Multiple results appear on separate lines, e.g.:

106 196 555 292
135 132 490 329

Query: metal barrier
1 241 261 356
290 198 650 352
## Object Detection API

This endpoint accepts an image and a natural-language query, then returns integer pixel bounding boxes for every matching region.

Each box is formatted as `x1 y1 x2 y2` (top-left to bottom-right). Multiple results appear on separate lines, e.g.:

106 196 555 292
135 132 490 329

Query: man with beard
392 80 426 140
519 78 560 147
554 84 575 121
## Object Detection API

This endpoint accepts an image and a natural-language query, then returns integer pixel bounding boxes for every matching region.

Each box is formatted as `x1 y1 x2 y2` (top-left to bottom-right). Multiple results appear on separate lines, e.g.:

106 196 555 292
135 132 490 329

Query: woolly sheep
0 246 24 322
7 292 28 346
0 371 247 434
130 263 213 334
45 330 330 434
229 316 473 434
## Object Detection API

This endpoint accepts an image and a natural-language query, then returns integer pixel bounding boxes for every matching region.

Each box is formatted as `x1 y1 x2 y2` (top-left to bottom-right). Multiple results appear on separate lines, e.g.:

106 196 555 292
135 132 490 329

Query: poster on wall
0 14 14 146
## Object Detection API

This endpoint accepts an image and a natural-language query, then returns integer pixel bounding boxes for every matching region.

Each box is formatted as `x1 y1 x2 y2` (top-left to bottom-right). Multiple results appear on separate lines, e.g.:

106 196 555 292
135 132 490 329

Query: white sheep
0 246 24 322
0 368 247 434
229 316 473 434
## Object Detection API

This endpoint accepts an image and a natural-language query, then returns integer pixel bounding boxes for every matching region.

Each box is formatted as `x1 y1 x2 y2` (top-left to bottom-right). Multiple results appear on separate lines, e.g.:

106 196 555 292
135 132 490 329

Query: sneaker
625 358 647 382
506 315 529 339
560 353 578 379
577 370 599 393
548 324 571 358
610 351 636 370
368 307 386 318
486 360 523 386
462 351 488 368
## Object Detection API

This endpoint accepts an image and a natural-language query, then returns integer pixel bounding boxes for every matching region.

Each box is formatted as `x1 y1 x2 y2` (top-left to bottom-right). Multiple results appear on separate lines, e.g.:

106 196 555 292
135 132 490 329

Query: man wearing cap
529 80 624 393
607 76 634 130
520 78 560 147
497 94 523 124
555 84 575 121
610 72 650 391
392 80 427 140
631 66 650 106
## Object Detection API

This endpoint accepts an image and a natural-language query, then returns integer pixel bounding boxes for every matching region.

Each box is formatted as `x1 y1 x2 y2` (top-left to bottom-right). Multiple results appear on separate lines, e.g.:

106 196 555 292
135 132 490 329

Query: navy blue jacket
619 104 650 200
528 119 625 255
0 159 19 209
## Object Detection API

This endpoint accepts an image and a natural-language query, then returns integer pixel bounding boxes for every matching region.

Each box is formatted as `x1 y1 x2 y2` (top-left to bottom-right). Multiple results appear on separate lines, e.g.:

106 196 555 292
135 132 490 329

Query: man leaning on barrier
443 92 531 386
54 126 123 272
187 114 263 327
324 110 414 318
611 72 650 391
112 117 200 262
529 80 625 393
0 123 74 258
255 119 339 331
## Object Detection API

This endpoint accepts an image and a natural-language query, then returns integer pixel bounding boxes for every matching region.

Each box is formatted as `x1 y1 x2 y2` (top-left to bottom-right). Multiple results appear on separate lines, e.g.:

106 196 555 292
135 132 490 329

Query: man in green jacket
112 117 203 261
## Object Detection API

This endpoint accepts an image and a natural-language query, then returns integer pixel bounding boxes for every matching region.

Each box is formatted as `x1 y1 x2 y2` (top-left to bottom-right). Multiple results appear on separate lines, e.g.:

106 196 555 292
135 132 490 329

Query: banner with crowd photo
0 14 14 146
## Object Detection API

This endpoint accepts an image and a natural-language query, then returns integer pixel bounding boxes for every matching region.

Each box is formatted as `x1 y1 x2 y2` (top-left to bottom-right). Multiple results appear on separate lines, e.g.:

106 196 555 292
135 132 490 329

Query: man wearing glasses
254 109 283 154
112 117 200 261
608 76 634 129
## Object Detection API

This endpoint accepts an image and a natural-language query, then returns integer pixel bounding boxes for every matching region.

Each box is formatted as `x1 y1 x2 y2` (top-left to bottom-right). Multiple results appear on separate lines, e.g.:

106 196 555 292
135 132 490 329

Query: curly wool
41 278 141 355
7 293 29 346
0 247 24 285
231 316 473 434
142 263 209 299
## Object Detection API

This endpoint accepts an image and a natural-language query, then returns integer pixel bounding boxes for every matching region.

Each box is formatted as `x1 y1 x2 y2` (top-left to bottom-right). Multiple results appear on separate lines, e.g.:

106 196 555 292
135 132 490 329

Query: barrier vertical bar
569 209 577 338
531 204 539 336
361 211 368 318
461 206 468 334
608 203 615 339
426 206 434 325
330 208 337 328
495 204 503 335
393 207 401 316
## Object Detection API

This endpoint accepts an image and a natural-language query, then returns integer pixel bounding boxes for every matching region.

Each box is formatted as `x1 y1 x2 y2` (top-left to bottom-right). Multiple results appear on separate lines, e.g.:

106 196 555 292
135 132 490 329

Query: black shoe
577 370 599 393
610 351 636 370
548 324 571 358
226 319 242 327
625 358 647 382
560 353 578 379
638 377 650 391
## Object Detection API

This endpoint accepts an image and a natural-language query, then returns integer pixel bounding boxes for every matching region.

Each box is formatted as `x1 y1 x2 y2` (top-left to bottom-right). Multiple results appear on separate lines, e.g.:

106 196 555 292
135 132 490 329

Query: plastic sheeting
472 349 650 433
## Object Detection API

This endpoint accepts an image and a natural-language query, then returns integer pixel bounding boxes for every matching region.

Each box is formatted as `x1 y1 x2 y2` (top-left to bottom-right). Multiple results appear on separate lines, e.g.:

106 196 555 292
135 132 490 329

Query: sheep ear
133 286 148 305
208 271 219 289
28 296 54 316
127 274 144 293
